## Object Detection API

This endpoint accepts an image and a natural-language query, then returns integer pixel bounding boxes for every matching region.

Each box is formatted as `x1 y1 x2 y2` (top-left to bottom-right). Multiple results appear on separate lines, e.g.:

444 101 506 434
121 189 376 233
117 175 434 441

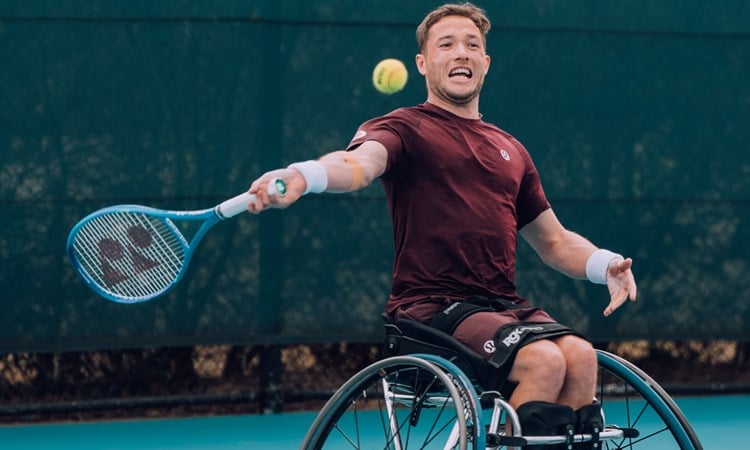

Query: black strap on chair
487 322 578 369
428 296 522 335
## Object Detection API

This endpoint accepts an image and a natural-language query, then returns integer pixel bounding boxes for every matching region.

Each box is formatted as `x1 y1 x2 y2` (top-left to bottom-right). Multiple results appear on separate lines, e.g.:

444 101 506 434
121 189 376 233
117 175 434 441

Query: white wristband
287 160 328 195
585 249 623 284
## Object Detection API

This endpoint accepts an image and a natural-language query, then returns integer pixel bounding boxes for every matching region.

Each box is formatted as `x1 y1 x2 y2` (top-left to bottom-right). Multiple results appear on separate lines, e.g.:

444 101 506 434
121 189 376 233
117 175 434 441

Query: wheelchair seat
382 314 511 394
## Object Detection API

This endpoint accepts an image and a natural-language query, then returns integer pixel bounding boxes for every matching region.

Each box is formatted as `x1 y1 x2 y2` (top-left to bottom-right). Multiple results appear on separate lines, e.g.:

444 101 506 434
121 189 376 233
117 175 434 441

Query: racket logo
68 210 186 302
98 225 160 287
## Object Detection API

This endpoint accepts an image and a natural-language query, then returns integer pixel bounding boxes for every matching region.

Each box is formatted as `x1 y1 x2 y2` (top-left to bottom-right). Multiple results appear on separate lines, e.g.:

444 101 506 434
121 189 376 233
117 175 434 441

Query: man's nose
455 44 469 59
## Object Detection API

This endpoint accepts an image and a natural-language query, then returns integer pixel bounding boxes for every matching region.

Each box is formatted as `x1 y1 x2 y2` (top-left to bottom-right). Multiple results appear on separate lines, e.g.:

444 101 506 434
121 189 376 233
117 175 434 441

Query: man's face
416 16 491 106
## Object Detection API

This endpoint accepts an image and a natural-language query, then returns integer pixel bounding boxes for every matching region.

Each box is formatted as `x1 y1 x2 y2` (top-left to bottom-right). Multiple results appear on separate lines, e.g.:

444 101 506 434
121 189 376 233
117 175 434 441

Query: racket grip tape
216 178 286 219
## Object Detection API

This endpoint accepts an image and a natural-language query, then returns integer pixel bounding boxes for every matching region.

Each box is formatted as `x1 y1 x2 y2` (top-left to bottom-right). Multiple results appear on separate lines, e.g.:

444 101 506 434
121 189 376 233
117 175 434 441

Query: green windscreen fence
1 1 748 352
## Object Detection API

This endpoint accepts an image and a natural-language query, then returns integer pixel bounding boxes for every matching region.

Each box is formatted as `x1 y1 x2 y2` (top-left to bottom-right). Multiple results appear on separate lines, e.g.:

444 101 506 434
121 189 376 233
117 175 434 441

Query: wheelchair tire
301 355 483 450
596 350 703 450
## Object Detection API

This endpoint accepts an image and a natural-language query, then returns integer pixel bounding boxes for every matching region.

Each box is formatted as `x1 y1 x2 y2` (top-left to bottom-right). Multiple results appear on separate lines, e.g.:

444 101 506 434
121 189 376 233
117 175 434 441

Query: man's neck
426 96 481 120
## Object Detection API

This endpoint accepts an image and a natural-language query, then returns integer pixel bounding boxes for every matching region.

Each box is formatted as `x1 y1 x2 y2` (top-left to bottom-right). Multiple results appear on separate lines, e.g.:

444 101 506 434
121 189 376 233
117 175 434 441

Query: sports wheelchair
301 316 702 449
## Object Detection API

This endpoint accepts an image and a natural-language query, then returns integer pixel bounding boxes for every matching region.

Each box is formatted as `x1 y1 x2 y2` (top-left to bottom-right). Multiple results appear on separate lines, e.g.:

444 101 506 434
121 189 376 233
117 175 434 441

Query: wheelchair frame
301 318 703 449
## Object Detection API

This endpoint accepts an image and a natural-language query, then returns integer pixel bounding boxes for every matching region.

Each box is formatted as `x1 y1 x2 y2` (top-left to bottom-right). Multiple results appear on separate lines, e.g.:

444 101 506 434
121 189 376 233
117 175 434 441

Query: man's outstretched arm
246 140 388 212
520 209 637 316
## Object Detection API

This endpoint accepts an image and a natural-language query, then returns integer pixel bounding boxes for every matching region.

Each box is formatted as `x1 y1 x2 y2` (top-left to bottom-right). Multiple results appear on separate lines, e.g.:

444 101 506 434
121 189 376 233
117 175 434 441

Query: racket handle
215 178 286 219
217 192 256 219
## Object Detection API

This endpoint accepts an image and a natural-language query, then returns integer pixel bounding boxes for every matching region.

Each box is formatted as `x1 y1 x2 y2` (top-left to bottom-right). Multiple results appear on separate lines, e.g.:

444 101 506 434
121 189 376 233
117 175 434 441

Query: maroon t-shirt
347 102 551 314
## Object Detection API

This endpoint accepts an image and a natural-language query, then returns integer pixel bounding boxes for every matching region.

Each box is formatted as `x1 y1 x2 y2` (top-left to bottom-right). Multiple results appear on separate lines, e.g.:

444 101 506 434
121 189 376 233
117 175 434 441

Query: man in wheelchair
248 2 638 447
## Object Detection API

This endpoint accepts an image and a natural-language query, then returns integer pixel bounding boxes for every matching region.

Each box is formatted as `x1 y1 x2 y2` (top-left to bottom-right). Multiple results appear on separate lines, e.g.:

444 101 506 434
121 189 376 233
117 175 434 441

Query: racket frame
67 204 219 304
67 179 286 303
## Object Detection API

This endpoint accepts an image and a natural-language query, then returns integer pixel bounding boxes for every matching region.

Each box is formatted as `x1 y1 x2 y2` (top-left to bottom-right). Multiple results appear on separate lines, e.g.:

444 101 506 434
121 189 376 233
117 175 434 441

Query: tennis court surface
0 394 745 449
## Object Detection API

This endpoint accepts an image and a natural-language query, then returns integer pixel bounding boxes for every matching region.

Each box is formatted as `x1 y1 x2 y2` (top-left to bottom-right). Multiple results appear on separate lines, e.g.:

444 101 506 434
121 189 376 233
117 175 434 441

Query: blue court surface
0 394 745 449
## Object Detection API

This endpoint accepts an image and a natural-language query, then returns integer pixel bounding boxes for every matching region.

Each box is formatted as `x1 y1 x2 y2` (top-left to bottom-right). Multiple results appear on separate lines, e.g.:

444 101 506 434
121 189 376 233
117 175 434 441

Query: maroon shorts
392 298 563 362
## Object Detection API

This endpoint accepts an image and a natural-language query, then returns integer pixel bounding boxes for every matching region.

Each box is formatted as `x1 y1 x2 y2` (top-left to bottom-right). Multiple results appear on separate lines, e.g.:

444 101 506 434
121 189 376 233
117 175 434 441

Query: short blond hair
416 2 491 53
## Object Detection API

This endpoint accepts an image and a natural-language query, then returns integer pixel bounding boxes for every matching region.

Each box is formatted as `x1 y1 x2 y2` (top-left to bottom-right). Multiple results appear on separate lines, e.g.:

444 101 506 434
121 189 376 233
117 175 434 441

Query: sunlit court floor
0 395 746 449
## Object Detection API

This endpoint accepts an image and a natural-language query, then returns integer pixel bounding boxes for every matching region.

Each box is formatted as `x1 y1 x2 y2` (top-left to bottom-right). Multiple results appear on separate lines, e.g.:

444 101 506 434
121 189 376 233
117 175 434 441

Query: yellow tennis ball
372 58 408 94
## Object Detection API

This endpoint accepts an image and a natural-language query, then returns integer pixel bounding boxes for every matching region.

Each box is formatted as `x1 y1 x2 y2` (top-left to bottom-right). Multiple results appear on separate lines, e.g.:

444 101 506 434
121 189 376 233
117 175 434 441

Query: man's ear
415 53 427 75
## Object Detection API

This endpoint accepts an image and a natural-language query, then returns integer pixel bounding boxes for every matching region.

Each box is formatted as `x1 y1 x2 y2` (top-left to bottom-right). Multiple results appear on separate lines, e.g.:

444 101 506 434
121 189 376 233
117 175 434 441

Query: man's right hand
247 168 308 213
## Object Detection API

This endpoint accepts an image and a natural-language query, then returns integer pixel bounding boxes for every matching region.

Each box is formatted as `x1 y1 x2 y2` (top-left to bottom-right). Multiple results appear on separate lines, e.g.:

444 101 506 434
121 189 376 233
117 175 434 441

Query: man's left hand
603 258 637 316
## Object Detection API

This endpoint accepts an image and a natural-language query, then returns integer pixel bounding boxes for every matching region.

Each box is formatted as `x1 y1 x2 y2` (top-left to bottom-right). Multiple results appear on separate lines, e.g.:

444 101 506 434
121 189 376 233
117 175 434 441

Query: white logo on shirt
500 149 510 161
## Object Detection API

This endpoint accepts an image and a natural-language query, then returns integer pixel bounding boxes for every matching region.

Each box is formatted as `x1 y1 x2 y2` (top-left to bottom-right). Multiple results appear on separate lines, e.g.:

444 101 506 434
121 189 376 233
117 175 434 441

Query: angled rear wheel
596 350 702 449
301 355 482 450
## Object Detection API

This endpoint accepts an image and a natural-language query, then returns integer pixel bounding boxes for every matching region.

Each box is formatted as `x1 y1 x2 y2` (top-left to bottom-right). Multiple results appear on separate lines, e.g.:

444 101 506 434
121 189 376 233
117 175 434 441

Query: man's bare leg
507 339 567 407
554 335 598 409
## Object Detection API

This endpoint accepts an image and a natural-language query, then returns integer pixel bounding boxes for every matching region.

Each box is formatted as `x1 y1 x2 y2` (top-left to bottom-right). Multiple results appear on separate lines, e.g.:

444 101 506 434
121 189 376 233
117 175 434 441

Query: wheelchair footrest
486 427 640 447
486 434 527 448
614 427 640 439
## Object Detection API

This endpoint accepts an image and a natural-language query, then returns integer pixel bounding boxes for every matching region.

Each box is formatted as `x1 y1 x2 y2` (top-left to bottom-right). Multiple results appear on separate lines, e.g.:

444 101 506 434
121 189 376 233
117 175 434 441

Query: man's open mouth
449 67 472 79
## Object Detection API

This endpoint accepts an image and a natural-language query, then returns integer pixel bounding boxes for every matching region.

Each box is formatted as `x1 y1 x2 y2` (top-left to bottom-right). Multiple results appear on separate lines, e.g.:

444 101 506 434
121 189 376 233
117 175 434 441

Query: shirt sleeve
513 139 551 228
346 111 409 178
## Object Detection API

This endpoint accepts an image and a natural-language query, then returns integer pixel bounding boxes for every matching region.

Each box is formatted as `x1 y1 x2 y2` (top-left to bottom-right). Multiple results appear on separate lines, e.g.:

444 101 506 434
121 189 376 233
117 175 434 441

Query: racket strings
71 211 187 300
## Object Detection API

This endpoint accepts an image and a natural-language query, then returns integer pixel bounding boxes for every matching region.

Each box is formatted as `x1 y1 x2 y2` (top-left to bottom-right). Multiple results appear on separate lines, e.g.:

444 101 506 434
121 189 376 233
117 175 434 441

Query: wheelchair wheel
596 350 703 449
301 355 483 450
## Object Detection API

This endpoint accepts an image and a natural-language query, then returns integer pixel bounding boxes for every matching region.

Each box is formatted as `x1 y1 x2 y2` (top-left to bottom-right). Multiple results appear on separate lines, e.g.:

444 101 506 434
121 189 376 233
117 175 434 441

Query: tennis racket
67 179 286 304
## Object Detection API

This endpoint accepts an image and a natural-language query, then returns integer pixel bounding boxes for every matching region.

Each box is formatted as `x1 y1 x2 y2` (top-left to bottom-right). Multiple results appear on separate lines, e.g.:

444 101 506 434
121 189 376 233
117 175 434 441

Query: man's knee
558 335 597 370
514 339 567 378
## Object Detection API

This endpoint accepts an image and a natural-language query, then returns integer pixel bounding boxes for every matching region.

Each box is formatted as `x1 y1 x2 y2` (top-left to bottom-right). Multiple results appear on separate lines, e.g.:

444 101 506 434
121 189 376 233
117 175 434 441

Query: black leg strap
427 298 494 335
487 322 577 369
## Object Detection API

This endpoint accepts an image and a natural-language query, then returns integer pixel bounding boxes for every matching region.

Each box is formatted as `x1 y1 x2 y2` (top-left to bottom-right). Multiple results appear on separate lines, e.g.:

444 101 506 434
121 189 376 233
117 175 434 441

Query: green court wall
1 0 748 352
